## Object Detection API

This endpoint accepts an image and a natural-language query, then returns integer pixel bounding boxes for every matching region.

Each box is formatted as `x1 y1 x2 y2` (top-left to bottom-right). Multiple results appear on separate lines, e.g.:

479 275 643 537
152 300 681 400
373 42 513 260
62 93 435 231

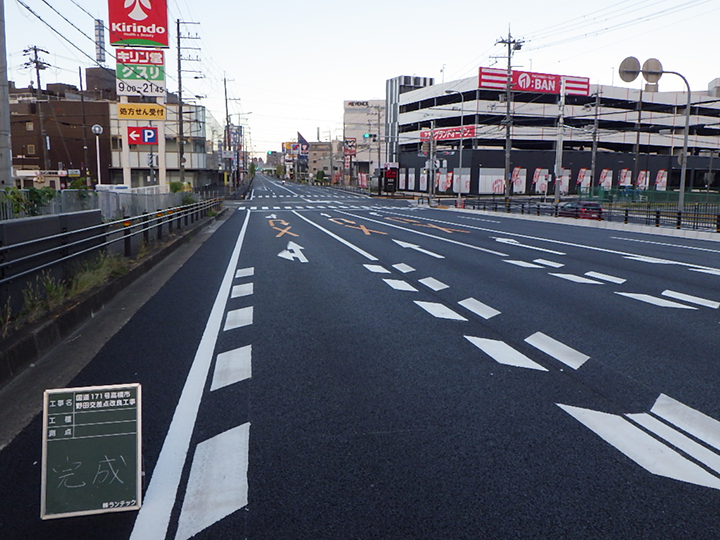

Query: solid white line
130 210 251 540
294 211 377 261
419 277 448 291
235 267 254 279
231 283 253 299
626 413 720 475
504 260 544 268
585 271 626 284
211 345 252 392
558 404 720 490
224 307 253 331
662 290 720 309
651 394 720 452
364 264 390 274
465 336 547 371
458 297 500 319
383 279 418 291
534 259 565 268
549 273 604 285
414 301 467 321
615 292 697 310
393 263 415 273
525 332 589 369
690 268 720 276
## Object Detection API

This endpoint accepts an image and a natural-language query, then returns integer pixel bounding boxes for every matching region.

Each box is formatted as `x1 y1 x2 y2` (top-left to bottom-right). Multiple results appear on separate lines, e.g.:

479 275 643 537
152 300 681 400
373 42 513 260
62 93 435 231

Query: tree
249 162 257 178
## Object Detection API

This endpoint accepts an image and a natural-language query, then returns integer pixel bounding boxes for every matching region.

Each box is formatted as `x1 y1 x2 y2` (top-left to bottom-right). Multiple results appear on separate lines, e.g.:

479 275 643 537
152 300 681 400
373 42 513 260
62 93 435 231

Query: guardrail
460 198 720 233
0 198 222 288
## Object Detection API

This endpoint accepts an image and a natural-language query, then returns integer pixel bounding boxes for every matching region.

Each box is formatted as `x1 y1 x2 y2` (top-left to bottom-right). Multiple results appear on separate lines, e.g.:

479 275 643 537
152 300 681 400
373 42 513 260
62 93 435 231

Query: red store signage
420 125 477 142
478 67 589 96
109 0 169 48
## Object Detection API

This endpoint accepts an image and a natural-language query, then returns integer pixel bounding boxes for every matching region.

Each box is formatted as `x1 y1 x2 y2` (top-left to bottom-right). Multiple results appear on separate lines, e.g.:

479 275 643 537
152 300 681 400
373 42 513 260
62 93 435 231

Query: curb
0 208 228 389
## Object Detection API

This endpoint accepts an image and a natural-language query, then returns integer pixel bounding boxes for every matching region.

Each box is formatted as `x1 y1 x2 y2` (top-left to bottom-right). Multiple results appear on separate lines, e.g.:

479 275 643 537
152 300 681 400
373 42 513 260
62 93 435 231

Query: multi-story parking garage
385 70 720 198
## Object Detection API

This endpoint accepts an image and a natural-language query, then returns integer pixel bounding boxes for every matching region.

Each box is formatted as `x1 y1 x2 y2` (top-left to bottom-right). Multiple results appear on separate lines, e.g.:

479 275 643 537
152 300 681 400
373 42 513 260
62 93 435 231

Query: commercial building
343 100 386 181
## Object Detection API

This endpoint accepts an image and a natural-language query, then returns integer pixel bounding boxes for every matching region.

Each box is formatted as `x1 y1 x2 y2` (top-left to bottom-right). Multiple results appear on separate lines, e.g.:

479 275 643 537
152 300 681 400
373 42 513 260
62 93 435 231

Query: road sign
127 126 158 145
118 103 165 120
41 383 142 520
344 138 357 156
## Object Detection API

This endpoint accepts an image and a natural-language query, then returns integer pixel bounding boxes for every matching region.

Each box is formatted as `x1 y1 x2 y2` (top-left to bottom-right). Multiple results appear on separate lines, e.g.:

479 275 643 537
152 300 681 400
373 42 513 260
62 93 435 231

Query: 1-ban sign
41 384 142 519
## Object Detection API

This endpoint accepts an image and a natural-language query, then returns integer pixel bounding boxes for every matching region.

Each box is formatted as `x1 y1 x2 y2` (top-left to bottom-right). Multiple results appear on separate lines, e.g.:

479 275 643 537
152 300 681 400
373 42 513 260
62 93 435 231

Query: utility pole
590 89 601 195
496 30 523 200
79 67 90 182
553 79 567 204
23 46 51 171
0 0 12 186
176 20 200 187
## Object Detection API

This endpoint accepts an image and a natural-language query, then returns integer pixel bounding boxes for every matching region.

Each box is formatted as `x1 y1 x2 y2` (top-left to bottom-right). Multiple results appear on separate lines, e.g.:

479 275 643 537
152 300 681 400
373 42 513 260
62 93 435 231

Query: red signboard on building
127 126 158 145
420 125 477 142
478 67 589 96
109 0 169 48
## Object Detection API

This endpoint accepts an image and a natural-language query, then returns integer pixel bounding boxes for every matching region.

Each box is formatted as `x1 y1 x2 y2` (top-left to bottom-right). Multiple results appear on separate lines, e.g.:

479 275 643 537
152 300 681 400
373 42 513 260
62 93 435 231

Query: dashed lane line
585 271 626 284
549 273 604 285
661 289 720 309
211 345 252 392
414 301 468 321
525 332 590 370
615 292 697 310
464 336 547 371
383 279 418 292
419 277 449 291
458 297 500 320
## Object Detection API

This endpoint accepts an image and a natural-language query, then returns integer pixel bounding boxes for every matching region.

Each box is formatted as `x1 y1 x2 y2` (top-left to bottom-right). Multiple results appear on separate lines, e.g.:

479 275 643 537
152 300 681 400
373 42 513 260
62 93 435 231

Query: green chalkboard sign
41 383 142 520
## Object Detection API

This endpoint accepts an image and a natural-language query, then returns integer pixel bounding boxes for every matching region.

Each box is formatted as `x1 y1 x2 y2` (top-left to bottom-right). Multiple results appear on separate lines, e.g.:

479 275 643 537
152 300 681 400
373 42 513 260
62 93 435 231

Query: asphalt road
2 174 720 539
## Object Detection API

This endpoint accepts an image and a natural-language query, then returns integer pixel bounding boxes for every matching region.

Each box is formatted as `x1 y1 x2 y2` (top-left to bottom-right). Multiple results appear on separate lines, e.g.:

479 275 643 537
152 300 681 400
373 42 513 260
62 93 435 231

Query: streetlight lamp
91 124 103 184
619 57 691 211
445 89 465 208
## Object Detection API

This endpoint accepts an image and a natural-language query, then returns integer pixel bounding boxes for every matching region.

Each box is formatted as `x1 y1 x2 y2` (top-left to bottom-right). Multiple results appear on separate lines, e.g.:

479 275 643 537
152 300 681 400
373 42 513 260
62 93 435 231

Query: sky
4 0 720 157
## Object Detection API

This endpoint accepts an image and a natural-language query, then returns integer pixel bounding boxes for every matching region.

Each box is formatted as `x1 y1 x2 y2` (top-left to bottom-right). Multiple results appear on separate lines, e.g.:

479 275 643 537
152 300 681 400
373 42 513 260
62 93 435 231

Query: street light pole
445 89 464 207
91 124 103 184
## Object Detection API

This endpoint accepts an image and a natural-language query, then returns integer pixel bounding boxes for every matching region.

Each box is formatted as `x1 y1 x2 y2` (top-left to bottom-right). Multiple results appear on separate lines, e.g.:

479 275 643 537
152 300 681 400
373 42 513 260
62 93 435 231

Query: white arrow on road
278 241 308 263
321 213 332 218
492 237 566 255
393 239 444 259
265 214 277 219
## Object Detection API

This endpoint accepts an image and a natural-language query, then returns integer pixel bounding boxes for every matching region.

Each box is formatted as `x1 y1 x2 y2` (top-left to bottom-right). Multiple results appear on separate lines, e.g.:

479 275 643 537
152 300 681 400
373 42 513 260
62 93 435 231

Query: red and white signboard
599 169 613 189
478 67 590 96
420 125 477 142
344 138 357 156
127 126 158 145
656 169 668 191
109 0 169 48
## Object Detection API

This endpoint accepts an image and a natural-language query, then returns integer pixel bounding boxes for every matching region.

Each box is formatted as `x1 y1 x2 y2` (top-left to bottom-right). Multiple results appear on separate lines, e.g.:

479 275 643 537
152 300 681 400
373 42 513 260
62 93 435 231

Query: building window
25 122 34 131
26 144 35 155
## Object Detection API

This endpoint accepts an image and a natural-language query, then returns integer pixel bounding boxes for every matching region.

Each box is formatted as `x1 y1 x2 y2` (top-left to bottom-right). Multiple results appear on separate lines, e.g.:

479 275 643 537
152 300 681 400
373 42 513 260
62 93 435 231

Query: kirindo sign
41 384 142 519
109 0 169 48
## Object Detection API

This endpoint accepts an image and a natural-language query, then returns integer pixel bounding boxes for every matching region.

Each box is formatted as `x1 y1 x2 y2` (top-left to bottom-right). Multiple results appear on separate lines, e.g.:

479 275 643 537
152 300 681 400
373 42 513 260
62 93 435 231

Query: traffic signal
364 133 378 142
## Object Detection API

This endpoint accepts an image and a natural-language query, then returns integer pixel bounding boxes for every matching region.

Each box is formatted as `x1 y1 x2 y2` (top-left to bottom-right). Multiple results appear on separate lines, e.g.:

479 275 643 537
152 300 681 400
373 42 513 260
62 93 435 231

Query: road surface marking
130 210 251 540
294 212 377 261
414 301 467 321
278 241 308 263
235 267 254 279
558 404 720 491
465 336 547 371
549 273 604 285
175 423 250 540
231 283 253 298
615 292 697 309
651 394 720 452
504 260 544 268
493 237 566 255
525 332 589 369
224 307 254 331
458 297 500 319
661 290 719 309
393 239 444 259
393 263 415 273
534 259 565 268
585 271 626 284
383 279 418 292
419 277 449 291
690 268 720 276
211 345 252 391
624 255 676 264
364 264 390 273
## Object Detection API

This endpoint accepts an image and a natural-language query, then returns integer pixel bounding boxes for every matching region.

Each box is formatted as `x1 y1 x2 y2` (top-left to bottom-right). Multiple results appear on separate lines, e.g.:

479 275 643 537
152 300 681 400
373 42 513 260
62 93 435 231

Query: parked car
558 201 603 220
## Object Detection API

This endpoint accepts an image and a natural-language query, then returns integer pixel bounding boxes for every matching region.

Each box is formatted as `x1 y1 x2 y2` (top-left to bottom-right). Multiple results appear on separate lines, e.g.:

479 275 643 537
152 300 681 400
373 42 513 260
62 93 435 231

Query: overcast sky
4 0 719 156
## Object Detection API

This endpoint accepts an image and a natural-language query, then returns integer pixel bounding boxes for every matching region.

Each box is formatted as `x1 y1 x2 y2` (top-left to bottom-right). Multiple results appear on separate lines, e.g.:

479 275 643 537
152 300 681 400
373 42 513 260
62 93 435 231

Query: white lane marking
261 206 269 210
211 345 252 391
393 263 415 273
414 301 467 321
130 210 251 540
661 290 720 309
465 336 547 371
493 237 566 255
525 332 589 370
393 239 444 259
383 279 418 292
285 206 293 210
249 206 257 210
231 283 253 299
364 264 390 274
504 260 544 268
224 307 254 331
338 211 507 257
534 259 565 268
278 241 308 263
458 297 500 319
615 292 697 310
690 268 720 276
585 271 626 284
613 236 720 254
624 255 676 265
294 211 378 261
419 277 449 291
235 267 254 279
549 273 604 285
651 394 720 452
558 404 720 491
626 413 720 475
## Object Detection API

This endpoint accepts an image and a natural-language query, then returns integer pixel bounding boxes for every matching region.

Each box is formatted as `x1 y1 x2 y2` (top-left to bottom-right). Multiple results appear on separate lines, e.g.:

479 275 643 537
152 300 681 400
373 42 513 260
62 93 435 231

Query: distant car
558 201 603 220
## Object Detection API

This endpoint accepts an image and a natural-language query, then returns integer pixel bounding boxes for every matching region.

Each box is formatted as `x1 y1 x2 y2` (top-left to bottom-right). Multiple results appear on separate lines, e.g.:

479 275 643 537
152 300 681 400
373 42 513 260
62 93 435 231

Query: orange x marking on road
329 218 387 235
385 216 469 234
268 219 298 238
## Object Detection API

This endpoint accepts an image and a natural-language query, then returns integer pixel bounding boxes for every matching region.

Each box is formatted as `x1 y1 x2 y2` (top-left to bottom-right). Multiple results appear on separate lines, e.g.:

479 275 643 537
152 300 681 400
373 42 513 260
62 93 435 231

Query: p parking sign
41 384 142 520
